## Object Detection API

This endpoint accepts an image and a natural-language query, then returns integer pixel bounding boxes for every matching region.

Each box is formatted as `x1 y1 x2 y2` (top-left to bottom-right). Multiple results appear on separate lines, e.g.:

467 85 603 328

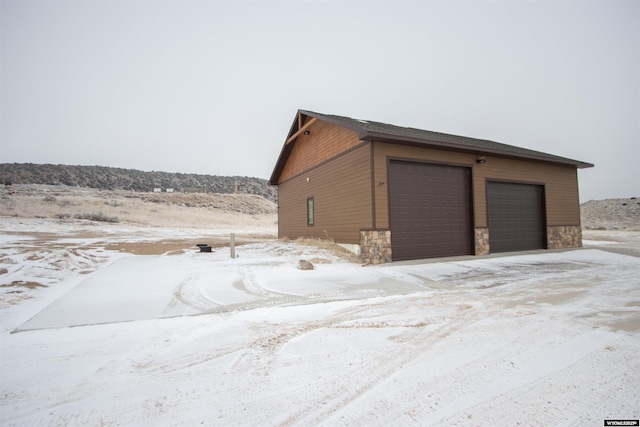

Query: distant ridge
0 163 277 202
581 197 640 231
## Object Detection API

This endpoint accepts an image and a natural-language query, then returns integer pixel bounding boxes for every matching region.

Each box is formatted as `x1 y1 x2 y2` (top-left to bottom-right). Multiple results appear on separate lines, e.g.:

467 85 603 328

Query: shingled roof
270 109 593 184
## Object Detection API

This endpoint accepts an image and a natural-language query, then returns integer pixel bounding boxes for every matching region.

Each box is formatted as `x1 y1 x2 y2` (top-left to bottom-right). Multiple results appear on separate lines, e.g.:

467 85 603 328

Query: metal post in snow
230 233 236 259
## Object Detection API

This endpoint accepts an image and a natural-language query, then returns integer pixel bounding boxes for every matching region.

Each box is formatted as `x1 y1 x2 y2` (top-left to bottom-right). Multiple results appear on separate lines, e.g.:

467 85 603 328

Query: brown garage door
388 160 473 260
487 182 546 252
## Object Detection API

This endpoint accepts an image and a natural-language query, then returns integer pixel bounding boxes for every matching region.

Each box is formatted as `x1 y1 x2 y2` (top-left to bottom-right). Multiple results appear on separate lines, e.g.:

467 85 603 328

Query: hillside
581 198 640 231
0 163 277 202
0 184 277 230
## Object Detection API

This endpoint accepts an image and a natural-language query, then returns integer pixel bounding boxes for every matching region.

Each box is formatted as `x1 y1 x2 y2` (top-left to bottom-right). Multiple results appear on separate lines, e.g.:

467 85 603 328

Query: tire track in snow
162 264 311 317
439 334 640 426
278 300 488 426
167 270 224 315
133 344 243 376
238 265 270 297
315 304 637 427
227 300 392 377
194 302 387 425
308 305 532 425
238 264 306 298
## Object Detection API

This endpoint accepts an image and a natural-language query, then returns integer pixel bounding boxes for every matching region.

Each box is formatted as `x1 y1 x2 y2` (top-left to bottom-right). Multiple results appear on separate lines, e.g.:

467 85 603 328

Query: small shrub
57 199 77 207
54 213 71 219
43 195 57 203
293 237 360 262
74 211 119 223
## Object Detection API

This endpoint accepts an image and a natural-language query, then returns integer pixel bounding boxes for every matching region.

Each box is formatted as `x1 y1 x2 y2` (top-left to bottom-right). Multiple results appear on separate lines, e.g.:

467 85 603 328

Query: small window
307 197 314 226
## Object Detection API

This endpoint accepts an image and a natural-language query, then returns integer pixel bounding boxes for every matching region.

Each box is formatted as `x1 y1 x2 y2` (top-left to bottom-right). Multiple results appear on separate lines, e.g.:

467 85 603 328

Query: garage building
269 110 593 264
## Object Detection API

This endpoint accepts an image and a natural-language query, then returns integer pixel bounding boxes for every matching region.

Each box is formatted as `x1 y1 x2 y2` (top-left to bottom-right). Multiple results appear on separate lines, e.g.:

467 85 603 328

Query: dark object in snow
298 259 314 270
196 244 212 253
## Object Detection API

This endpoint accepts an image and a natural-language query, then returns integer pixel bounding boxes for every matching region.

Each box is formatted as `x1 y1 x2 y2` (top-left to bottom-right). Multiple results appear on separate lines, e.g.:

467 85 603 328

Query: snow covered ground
1 217 639 426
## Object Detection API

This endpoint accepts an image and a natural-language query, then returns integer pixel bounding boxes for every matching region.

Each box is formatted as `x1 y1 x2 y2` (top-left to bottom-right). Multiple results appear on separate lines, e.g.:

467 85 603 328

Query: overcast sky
1 0 638 201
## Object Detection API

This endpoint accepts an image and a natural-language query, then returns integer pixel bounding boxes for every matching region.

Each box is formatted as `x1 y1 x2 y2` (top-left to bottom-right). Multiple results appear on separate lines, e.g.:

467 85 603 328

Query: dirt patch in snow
103 235 275 255
0 281 47 290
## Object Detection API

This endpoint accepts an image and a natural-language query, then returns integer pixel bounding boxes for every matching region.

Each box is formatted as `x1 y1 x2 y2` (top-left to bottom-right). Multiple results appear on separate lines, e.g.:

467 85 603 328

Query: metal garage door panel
389 161 473 260
487 182 546 252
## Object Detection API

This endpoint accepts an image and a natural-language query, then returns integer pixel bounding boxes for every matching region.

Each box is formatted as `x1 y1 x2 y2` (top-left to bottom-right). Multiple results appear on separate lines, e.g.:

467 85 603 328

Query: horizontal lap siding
475 158 580 226
372 142 581 229
278 144 372 243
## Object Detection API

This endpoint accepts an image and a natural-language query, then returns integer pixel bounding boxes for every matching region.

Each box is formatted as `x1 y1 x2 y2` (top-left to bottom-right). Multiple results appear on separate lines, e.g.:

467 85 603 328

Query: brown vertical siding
372 142 581 229
278 144 372 243
279 120 361 183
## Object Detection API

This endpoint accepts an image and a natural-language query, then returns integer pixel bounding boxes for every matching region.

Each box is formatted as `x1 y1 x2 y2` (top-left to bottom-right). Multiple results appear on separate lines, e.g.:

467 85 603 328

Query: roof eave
360 131 594 169
298 109 367 134
268 142 290 185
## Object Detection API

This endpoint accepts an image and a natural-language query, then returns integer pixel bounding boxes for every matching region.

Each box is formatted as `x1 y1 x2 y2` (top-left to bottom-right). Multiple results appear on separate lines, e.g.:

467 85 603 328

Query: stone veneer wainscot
360 229 392 264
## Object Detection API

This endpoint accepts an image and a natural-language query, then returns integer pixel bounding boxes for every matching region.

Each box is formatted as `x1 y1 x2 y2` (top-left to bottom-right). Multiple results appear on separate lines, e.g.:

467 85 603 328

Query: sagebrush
73 211 119 223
